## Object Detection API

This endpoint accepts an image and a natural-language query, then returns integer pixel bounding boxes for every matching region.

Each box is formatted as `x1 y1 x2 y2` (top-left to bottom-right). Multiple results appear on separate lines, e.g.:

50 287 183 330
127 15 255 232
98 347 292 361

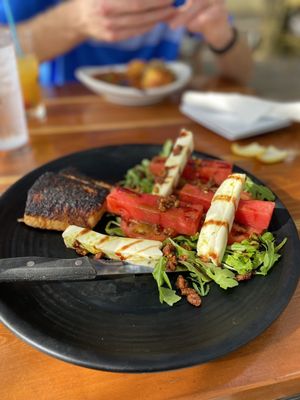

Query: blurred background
182 0 300 100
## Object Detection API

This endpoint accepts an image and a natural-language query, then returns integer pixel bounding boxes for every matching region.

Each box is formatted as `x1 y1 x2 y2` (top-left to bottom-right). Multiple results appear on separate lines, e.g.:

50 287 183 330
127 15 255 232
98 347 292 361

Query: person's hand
73 0 176 42
169 0 234 50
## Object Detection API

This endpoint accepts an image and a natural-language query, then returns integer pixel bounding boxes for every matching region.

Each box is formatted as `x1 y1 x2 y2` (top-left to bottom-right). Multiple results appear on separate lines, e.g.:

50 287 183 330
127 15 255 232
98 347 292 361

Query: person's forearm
214 36 253 85
17 1 85 62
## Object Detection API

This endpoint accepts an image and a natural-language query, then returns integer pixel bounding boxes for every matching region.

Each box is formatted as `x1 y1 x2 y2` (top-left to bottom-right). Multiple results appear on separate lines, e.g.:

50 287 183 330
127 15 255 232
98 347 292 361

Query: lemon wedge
231 142 265 157
256 146 288 164
231 142 288 164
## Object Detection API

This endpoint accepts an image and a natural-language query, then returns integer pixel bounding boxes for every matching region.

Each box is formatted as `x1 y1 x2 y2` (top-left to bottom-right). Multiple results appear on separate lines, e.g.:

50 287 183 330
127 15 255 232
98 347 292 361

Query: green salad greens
110 140 284 307
120 139 173 193
244 177 275 201
119 158 154 193
105 217 124 237
105 219 287 306
153 232 287 306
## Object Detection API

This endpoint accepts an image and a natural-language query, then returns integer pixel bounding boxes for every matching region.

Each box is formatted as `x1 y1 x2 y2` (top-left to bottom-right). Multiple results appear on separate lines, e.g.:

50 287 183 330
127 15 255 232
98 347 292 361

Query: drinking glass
0 31 28 151
17 30 46 119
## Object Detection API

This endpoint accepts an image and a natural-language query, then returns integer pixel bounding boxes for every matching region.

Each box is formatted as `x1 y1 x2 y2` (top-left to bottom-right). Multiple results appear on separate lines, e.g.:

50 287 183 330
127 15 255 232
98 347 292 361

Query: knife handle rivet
75 260 83 266
26 261 35 267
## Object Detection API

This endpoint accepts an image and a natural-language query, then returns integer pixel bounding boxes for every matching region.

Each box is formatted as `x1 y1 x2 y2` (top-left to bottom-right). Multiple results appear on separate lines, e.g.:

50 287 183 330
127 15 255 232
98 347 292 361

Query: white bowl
75 62 192 106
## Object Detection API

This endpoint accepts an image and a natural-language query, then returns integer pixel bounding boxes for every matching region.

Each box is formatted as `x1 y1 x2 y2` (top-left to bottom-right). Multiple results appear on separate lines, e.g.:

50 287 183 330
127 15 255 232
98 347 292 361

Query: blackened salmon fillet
22 169 111 231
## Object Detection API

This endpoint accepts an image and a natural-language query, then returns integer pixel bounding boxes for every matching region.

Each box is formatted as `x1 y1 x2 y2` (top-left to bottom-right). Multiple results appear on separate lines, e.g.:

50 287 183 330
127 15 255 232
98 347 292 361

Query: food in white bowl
75 61 192 106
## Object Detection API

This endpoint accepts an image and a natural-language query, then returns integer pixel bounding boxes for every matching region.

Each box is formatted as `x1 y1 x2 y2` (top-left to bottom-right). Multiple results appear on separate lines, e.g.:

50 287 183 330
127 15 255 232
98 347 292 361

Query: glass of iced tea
17 31 46 119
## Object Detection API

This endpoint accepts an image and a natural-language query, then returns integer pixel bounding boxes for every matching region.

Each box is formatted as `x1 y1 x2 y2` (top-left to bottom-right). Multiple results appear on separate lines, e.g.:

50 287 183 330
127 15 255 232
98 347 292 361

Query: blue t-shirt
0 0 187 85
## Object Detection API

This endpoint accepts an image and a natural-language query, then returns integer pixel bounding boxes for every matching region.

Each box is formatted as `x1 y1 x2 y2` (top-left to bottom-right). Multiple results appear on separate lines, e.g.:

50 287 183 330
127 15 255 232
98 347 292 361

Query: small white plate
75 62 192 106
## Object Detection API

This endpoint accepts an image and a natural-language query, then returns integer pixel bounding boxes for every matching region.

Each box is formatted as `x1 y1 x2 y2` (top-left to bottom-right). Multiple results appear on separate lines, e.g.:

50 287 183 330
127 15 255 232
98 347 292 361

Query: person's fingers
187 3 228 32
96 0 174 16
169 0 224 29
168 0 209 29
100 22 160 42
103 7 176 31
199 5 226 25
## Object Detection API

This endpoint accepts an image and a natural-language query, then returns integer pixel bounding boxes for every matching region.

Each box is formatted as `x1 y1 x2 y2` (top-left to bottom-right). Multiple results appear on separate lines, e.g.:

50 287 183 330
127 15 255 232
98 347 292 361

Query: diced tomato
107 187 203 236
179 184 275 231
149 156 165 177
235 200 275 232
228 223 261 244
150 157 233 186
179 184 214 211
182 159 233 185
120 219 176 241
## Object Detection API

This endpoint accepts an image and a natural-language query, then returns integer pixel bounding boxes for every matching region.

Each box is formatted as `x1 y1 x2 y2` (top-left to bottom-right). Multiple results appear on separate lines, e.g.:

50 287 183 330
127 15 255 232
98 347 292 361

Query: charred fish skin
23 170 110 231
59 168 112 190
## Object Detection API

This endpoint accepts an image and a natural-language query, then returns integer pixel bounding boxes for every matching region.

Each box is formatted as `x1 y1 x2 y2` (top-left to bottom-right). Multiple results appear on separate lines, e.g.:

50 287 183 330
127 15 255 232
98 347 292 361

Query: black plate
0 145 299 372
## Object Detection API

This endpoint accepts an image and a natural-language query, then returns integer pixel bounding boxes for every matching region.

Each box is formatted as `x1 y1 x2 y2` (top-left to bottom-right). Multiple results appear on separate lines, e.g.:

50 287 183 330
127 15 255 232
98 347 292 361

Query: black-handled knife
0 256 155 283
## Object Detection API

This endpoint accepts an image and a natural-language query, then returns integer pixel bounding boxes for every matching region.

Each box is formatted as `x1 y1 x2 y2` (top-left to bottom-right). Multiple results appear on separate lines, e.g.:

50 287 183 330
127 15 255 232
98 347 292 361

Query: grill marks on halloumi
63 225 163 267
202 220 230 229
197 173 246 265
212 194 238 208
152 129 194 197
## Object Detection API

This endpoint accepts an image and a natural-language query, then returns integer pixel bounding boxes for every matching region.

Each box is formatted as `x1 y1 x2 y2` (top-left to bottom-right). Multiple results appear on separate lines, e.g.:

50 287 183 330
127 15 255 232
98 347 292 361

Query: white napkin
180 91 296 140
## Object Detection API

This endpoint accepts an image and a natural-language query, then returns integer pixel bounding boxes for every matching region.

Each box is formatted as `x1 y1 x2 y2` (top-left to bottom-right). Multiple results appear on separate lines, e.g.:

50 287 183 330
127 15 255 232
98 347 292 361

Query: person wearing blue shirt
0 0 253 86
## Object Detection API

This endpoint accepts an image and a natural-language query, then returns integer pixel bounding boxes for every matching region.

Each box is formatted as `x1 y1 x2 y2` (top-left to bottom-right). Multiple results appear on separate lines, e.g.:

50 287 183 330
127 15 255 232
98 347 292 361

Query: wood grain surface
0 82 299 400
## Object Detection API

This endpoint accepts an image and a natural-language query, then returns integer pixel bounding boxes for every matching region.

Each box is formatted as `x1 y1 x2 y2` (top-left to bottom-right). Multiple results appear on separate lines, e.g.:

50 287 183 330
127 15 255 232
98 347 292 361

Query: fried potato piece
140 61 175 89
127 59 146 88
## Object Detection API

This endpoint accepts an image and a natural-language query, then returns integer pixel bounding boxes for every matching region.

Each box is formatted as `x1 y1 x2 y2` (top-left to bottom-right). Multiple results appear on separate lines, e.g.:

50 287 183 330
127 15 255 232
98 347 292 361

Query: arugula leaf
105 218 124 236
158 286 181 306
120 159 154 193
257 233 286 276
172 233 199 250
120 139 173 193
168 238 195 259
165 238 210 296
227 241 259 253
180 260 210 296
275 237 287 252
224 233 287 277
152 257 181 306
224 238 259 274
159 139 173 157
261 231 274 242
244 177 275 201
222 253 253 275
200 262 239 290
152 257 171 288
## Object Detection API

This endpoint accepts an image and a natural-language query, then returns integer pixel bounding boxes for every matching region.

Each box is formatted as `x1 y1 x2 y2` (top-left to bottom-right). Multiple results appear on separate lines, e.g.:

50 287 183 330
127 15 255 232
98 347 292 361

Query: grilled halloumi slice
152 129 194 197
197 173 246 266
63 225 163 267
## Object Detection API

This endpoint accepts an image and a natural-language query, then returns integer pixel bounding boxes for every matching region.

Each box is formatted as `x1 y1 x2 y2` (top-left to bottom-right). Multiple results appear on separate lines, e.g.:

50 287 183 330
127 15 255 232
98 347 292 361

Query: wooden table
0 83 300 400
